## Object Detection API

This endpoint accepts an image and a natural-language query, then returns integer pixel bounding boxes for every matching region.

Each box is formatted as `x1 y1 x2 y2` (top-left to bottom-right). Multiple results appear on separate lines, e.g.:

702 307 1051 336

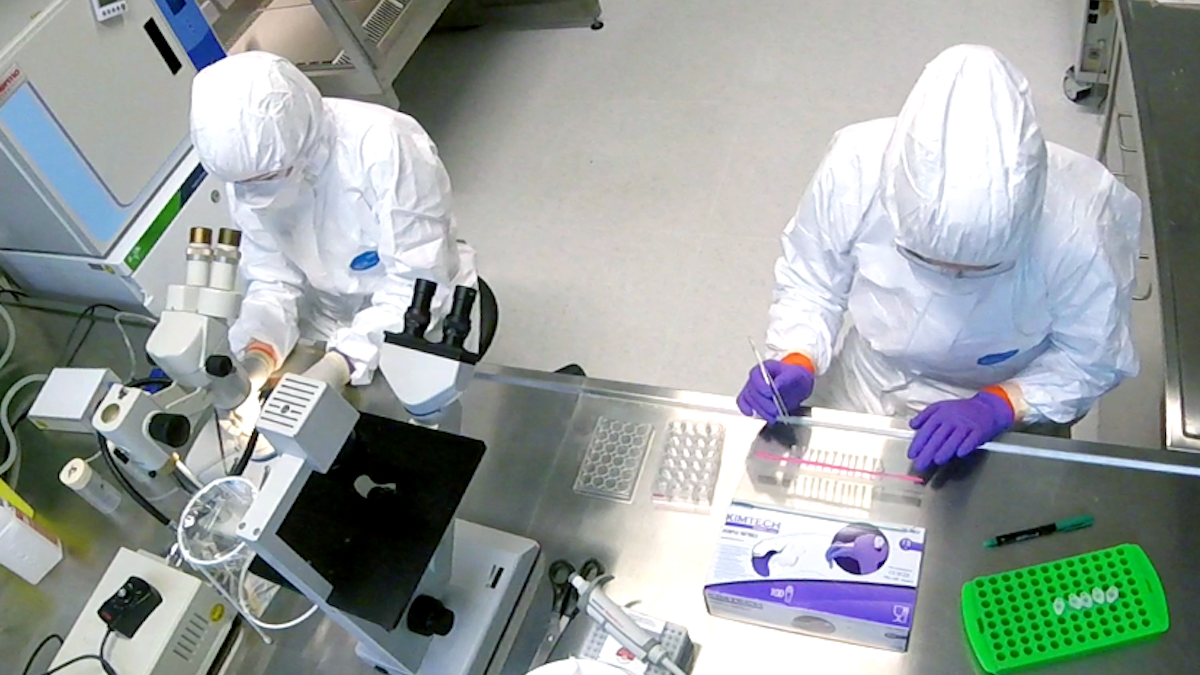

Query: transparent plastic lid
177 476 258 566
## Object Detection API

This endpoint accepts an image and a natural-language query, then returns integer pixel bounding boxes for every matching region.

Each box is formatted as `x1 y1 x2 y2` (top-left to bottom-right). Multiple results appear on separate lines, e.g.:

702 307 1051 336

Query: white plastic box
704 501 926 652
28 367 119 433
0 502 63 584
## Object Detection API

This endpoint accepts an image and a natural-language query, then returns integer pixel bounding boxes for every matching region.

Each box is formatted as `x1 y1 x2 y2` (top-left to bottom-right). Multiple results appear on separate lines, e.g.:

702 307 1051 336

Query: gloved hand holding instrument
738 338 815 424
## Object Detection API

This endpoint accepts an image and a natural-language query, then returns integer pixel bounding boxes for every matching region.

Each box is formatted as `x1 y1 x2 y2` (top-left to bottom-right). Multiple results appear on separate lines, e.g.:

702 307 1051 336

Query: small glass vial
59 458 122 514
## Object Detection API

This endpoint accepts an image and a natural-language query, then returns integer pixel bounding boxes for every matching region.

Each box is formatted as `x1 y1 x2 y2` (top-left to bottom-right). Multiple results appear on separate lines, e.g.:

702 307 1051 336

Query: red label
0 65 24 106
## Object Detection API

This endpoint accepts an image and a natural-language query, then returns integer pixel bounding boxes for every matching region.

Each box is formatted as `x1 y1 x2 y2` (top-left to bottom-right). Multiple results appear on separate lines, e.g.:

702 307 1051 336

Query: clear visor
233 167 300 209
896 245 1014 279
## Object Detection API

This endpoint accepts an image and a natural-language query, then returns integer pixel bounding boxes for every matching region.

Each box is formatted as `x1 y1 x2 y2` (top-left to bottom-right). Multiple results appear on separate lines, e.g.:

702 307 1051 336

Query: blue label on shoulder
977 349 1019 366
350 250 380 271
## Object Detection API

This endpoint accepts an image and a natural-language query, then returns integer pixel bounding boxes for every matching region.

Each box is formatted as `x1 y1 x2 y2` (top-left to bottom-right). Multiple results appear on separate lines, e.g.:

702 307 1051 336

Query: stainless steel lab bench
200 364 1200 675
1116 0 1200 452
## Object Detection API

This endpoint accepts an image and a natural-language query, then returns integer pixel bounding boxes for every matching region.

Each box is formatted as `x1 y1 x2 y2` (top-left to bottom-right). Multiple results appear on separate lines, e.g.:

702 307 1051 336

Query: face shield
897 244 1013 295
233 166 304 210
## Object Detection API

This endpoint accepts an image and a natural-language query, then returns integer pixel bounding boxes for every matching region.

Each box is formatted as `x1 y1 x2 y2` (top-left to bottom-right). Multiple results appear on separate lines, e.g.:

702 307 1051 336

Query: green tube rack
962 544 1169 673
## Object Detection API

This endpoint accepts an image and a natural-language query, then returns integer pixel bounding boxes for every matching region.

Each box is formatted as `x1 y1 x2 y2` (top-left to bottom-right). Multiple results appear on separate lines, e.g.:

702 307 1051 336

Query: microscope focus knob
147 413 191 448
406 595 454 637
205 354 235 377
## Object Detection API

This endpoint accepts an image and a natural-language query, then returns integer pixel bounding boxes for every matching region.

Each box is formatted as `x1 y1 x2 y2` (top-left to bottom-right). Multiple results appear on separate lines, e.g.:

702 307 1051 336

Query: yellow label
210 604 225 622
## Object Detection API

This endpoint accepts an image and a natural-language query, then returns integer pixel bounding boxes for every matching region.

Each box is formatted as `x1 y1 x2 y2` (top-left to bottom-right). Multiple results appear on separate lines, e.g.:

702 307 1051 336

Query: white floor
393 0 1101 398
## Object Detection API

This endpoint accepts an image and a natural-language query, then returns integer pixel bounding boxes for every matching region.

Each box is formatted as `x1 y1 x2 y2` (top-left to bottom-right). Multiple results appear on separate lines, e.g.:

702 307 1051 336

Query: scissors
530 557 606 666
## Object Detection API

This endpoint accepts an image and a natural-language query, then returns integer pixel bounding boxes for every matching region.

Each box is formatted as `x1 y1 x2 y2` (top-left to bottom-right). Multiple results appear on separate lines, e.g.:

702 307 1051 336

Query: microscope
238 279 540 675
89 227 249 482
29 226 250 498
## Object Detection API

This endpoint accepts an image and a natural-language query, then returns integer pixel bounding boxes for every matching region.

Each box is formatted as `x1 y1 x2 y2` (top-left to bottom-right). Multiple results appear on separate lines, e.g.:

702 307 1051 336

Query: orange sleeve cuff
982 385 1015 413
782 353 815 373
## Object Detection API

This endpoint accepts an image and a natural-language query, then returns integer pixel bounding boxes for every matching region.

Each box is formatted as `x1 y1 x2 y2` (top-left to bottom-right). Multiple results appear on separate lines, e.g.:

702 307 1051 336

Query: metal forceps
530 557 606 666
747 336 788 420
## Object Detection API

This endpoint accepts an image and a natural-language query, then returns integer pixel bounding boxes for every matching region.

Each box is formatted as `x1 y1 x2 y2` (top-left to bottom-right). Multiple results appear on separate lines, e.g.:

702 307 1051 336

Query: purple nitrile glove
907 392 1014 472
736 360 814 423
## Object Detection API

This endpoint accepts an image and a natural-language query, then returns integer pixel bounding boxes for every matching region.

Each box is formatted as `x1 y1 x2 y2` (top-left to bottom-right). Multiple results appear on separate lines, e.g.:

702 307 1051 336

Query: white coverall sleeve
227 213 306 361
1009 184 1142 423
328 130 461 385
766 134 868 372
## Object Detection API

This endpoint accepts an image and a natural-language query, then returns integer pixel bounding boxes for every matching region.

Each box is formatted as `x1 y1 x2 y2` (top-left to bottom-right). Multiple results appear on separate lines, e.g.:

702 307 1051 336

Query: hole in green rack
1018 581 1028 590
1057 572 1066 581
1002 574 1012 582
1116 625 1126 634
1024 647 1033 656
1037 644 1047 653
1010 650 1021 660
1017 625 1027 634
1129 621 1139 631
1069 570 1079 578
1135 598 1144 607
996 653 1007 662
1138 608 1148 617
1050 640 1060 649
989 621 997 630
1103 628 1113 637
994 641 1004 652
1005 584 1014 593
1040 609 1049 618
1047 629 1057 638
1100 617 1109 626
1142 619 1152 628
989 577 999 585
1020 635 1030 644
1087 620 1096 629
1064 637 1074 647
1005 627 1013 636
1131 587 1140 596
1053 562 1063 570
1066 560 1075 568
1007 639 1017 648
1125 611 1135 620
1091 631 1100 640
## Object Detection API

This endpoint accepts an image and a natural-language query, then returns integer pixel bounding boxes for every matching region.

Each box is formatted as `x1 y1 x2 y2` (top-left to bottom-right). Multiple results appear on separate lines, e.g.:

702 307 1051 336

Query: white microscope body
88 227 249 478
239 280 539 675
378 279 481 421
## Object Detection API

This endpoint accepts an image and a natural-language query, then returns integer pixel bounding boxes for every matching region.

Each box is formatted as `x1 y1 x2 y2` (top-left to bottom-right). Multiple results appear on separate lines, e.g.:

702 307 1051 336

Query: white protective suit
766 45 1141 424
190 52 476 385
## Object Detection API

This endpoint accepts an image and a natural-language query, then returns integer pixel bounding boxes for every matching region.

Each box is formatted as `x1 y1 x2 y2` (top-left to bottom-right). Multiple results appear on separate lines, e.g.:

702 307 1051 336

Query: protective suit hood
190 51 330 183
881 44 1047 268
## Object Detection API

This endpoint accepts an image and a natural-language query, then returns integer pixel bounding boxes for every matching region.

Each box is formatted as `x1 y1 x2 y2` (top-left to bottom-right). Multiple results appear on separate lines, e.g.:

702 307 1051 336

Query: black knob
147 413 191 448
403 279 438 339
205 354 234 377
441 286 477 349
406 595 454 637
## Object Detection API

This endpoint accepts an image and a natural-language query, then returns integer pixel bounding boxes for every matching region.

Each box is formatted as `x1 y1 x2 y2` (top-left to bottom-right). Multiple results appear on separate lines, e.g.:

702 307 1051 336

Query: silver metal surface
12 341 1200 674
214 364 1200 675
0 301 169 668
1117 0 1200 452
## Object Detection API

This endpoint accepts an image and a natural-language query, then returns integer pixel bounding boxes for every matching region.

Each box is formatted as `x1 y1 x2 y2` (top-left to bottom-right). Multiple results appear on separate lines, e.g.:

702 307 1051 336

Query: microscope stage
355 520 541 675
